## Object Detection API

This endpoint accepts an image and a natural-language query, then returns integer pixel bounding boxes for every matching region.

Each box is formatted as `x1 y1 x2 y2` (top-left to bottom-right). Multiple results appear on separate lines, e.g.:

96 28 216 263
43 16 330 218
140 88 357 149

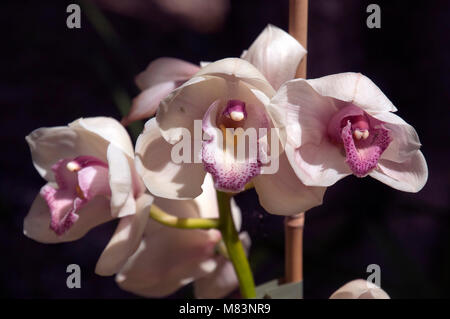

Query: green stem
149 205 220 229
216 191 256 299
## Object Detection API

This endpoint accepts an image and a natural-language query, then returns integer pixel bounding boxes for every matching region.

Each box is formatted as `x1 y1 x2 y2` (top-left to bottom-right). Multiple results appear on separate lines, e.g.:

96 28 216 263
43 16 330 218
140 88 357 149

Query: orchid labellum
24 117 153 276
269 73 428 192
134 25 326 215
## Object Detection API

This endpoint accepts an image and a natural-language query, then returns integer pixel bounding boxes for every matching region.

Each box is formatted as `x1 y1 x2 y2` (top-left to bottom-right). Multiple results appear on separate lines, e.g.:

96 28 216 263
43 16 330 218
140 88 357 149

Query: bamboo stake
285 213 305 283
285 0 308 284
289 0 308 78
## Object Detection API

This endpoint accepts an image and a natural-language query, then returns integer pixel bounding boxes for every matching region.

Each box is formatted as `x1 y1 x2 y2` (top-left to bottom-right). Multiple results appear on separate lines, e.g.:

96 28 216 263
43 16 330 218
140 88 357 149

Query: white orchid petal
194 174 219 219
116 224 221 298
194 232 251 299
254 152 326 215
370 111 422 163
135 118 206 199
157 75 228 144
69 117 134 159
135 57 200 90
242 24 307 89
95 193 153 276
369 151 428 192
306 72 397 114
25 126 107 182
122 81 177 126
107 144 136 218
329 279 390 299
195 58 275 97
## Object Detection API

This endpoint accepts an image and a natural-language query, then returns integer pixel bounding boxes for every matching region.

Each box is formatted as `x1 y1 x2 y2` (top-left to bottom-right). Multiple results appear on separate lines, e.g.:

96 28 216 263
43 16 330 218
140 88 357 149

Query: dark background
1 0 449 298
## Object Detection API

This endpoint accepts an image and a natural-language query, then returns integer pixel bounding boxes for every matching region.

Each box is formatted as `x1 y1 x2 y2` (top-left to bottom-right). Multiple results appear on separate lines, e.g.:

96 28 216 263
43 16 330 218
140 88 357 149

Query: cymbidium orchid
134 25 326 215
329 279 390 299
116 175 251 298
269 73 428 192
24 117 152 276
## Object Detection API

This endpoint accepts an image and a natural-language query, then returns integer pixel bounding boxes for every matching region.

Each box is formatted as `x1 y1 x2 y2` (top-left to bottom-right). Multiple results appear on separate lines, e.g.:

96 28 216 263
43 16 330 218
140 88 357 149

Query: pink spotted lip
327 104 392 177
202 99 263 193
41 156 110 235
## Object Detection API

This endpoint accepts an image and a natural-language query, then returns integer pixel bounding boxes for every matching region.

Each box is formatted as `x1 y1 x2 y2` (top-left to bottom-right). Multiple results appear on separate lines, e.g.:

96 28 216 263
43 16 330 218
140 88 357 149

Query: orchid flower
116 174 251 298
135 25 326 215
24 117 153 276
329 279 390 299
269 73 428 192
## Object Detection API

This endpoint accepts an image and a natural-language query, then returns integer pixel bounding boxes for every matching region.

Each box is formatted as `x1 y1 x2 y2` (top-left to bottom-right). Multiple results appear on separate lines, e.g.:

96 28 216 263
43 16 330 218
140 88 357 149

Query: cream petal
23 192 113 243
135 57 200 90
230 198 242 232
195 58 275 97
306 73 397 114
253 152 326 215
285 141 352 187
157 75 228 144
25 126 108 182
135 118 206 199
370 111 422 163
107 144 136 218
194 174 219 219
242 24 307 90
122 81 177 126
194 232 250 299
268 78 338 149
69 117 134 159
369 151 428 192
329 279 390 299
95 193 153 276
116 223 222 297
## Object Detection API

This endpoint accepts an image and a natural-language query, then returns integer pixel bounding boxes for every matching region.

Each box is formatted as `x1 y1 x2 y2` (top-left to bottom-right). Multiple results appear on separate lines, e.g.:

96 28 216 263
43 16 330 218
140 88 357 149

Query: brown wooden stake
285 0 308 284
289 0 308 79
284 212 305 283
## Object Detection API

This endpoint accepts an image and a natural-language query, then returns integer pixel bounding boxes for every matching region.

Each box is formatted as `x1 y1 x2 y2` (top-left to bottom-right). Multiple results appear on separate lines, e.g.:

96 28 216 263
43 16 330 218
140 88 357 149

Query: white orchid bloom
134 25 326 215
269 73 428 192
116 174 251 298
24 117 153 276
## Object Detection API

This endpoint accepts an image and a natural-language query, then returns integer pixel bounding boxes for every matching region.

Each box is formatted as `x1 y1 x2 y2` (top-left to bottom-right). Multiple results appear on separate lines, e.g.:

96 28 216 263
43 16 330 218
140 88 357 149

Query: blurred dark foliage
0 0 449 298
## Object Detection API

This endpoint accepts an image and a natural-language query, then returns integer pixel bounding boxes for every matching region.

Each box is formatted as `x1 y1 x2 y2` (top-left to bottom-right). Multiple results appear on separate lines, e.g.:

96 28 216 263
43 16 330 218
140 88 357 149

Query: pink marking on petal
341 121 391 177
41 184 82 236
202 146 261 192
202 100 262 193
41 156 110 236
77 165 111 200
